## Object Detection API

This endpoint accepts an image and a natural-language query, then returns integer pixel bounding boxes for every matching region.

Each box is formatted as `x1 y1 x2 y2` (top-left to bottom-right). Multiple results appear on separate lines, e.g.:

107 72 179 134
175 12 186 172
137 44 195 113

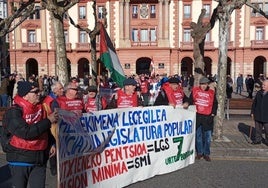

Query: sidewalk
211 90 268 160
211 115 268 160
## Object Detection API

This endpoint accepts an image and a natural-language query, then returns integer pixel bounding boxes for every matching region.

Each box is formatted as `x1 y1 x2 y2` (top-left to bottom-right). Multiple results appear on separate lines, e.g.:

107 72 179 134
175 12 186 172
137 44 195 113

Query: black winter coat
2 105 54 165
251 90 268 123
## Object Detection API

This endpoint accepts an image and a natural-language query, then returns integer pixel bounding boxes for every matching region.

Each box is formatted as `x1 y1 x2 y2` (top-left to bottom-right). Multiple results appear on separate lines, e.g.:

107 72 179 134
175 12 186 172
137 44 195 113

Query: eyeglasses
29 89 40 94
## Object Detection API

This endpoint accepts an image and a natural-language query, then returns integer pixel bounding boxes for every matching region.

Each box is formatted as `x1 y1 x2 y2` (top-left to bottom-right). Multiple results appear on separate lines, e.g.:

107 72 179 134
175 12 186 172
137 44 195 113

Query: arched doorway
25 58 38 79
253 56 266 80
181 57 193 76
227 57 232 75
77 58 89 78
204 57 212 76
136 57 151 75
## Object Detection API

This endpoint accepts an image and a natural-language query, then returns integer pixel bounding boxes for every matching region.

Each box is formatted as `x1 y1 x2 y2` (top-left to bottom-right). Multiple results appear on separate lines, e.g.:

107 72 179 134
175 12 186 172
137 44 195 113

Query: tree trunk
90 34 97 84
214 7 231 141
52 14 68 85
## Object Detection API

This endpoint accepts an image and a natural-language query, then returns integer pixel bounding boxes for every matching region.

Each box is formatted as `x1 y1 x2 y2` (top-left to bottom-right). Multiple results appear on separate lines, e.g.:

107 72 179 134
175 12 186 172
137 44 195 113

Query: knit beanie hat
123 78 137 86
17 81 36 97
87 86 98 92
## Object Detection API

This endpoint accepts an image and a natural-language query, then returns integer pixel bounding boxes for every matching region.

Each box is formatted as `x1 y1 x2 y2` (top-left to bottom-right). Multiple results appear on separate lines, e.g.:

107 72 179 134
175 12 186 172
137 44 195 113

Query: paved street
1 157 268 188
125 158 268 188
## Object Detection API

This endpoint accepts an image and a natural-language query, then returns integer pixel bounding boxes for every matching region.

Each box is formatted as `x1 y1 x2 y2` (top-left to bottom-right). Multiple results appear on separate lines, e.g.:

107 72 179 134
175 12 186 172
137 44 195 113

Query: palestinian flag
100 23 126 87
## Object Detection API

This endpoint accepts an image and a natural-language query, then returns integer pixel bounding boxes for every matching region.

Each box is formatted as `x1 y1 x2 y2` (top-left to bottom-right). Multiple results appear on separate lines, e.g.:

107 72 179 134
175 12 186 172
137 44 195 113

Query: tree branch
0 0 36 37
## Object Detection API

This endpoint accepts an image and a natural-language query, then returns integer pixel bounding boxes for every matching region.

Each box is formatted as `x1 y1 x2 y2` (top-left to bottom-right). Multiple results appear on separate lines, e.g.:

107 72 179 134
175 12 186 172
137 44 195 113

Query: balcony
75 43 91 51
180 42 193 51
22 43 41 52
251 40 268 49
180 41 215 51
204 41 215 50
131 41 157 47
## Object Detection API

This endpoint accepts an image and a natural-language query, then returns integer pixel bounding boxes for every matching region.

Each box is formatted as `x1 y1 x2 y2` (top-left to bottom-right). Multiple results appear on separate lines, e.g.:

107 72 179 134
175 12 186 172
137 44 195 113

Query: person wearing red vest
154 77 189 108
56 81 84 115
140 75 150 106
1 81 58 188
189 76 218 162
42 81 64 176
84 85 107 112
107 78 143 108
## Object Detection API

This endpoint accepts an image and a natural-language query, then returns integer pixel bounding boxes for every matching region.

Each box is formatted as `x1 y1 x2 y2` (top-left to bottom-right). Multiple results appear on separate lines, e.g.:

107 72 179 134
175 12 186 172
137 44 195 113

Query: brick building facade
7 0 268 83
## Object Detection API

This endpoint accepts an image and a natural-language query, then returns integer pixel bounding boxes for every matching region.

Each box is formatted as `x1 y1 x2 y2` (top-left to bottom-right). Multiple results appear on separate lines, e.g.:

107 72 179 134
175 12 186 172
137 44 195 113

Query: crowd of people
1 70 268 187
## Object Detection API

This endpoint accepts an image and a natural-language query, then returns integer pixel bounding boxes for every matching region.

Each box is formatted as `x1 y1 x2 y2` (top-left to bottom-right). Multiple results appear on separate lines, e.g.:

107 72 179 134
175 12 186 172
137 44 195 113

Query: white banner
57 106 196 188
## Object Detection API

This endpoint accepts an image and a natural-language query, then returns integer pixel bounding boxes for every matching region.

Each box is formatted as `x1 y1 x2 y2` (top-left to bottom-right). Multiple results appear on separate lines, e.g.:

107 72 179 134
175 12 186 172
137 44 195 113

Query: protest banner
57 105 196 188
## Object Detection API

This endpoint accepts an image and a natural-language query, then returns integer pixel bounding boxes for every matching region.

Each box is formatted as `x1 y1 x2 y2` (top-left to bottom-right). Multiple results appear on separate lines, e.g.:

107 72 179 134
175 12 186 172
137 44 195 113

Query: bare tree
191 0 268 141
214 0 268 141
190 8 218 85
0 0 37 37
42 0 79 85
0 0 38 78
68 0 107 86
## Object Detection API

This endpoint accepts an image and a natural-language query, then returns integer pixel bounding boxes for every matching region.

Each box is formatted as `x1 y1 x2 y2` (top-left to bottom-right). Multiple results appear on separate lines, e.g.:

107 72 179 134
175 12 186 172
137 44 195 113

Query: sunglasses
29 89 40 94
69 88 78 91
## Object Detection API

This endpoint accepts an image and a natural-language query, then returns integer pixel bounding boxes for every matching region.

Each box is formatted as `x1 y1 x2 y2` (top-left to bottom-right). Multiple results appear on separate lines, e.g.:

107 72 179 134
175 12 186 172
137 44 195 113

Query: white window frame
28 30 36 43
98 6 104 19
203 4 210 17
183 28 191 42
64 30 69 43
183 5 191 18
79 6 86 19
79 31 88 43
256 27 264 40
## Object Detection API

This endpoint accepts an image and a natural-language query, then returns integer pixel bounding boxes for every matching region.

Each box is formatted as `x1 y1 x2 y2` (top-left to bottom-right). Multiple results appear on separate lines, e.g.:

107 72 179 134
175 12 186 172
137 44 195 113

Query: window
79 31 88 43
132 28 157 42
132 5 138 18
150 28 156 42
264 3 268 15
132 29 139 42
98 6 104 19
35 6 40 19
140 29 149 42
64 30 69 43
183 5 191 19
4 2 7 18
29 5 40 19
79 6 86 19
0 1 7 18
205 32 211 42
252 2 264 17
183 29 191 42
28 30 36 43
150 5 156 18
256 27 264 40
203 4 210 18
